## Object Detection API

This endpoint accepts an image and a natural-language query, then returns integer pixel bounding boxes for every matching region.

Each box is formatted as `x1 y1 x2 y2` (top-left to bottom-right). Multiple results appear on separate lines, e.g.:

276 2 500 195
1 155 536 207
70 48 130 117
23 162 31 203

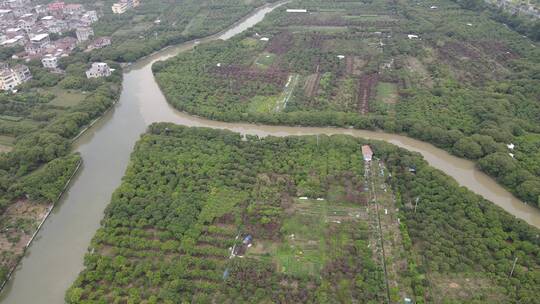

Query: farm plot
247 74 299 113
0 135 15 153
253 52 277 69
0 200 51 280
357 73 379 115
376 82 398 104
48 88 87 108
247 197 371 278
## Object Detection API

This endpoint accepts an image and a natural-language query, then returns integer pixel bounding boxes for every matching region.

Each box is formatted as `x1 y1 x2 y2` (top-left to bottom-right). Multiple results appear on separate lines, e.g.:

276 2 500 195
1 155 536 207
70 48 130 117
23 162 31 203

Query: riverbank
0 159 81 292
1 2 539 303
0 4 291 303
153 0 540 212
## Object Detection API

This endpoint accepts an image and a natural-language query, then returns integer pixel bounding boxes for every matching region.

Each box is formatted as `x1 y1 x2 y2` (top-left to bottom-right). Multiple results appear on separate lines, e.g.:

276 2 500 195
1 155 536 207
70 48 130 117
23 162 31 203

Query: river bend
1 3 539 303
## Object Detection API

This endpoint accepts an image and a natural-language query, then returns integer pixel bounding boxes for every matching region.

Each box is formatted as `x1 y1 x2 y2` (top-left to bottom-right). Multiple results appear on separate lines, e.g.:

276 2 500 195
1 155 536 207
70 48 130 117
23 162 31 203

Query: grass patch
343 15 395 21
428 273 508 303
247 95 280 113
376 82 398 104
0 115 23 122
254 52 277 69
248 74 298 113
49 88 86 108
240 37 260 48
248 198 369 278
288 26 349 34
0 137 12 153
114 22 153 37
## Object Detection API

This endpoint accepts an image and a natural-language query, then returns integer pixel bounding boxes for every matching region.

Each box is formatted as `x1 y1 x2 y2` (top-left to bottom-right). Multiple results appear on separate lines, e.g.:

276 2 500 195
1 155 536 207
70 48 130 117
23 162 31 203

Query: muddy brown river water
1 3 539 303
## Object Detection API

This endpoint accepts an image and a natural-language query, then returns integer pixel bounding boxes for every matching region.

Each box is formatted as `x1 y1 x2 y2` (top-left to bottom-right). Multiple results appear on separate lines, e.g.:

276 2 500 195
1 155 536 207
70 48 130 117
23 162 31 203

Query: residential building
112 0 140 14
13 64 31 81
40 15 55 27
0 63 31 91
30 33 50 49
0 9 13 20
48 19 68 34
111 2 128 14
5 27 24 38
81 10 98 24
361 145 373 162
87 36 111 51
1 35 24 46
34 5 47 15
86 62 111 78
76 26 93 42
54 36 77 52
41 54 58 69
47 2 64 12
63 4 83 15
0 68 18 90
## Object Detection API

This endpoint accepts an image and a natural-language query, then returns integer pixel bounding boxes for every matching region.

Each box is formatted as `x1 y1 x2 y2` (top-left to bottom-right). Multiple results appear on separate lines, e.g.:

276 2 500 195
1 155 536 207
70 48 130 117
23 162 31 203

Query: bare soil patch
357 73 379 115
266 31 294 55
303 73 321 98
345 56 366 76
428 273 507 303
0 199 50 272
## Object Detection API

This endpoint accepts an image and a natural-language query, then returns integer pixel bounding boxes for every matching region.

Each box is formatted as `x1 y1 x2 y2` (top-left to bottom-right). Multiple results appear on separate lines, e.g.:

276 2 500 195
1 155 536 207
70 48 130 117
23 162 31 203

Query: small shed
242 235 253 245
286 9 308 13
362 145 373 162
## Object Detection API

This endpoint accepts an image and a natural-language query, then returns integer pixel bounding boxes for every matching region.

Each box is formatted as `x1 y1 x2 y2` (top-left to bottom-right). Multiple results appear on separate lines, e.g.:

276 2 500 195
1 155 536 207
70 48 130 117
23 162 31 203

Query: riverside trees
67 123 540 303
154 0 540 208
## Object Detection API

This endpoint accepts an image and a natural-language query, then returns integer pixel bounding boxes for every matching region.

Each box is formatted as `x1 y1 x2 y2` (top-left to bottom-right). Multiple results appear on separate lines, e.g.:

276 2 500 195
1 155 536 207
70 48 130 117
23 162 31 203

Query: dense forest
66 123 540 303
154 0 540 208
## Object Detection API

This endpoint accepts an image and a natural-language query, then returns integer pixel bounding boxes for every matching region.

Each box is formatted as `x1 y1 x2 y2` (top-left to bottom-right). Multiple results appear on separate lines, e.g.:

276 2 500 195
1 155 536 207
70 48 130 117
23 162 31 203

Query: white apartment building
0 63 31 91
86 62 112 78
41 54 58 69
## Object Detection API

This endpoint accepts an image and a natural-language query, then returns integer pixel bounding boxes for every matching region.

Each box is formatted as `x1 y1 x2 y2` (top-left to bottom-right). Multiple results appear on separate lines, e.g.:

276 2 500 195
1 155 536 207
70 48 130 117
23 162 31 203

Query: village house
86 62 112 78
362 145 373 162
75 26 93 42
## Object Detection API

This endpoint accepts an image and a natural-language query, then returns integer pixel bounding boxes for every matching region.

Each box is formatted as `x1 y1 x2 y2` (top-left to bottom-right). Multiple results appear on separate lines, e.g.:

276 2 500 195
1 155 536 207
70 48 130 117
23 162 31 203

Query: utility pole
414 197 419 213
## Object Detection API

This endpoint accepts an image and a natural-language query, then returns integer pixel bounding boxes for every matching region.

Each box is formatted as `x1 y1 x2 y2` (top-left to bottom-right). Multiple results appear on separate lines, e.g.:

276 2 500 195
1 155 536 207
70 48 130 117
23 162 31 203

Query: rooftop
31 33 49 41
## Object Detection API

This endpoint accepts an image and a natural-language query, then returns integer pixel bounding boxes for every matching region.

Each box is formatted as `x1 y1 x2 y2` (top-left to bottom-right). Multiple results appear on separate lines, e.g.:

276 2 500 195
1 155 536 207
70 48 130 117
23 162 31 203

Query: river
1 2 539 303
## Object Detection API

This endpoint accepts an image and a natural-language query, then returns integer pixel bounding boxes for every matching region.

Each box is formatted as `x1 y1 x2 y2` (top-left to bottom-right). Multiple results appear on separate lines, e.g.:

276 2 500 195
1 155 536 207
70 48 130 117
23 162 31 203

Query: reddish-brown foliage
266 31 294 55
